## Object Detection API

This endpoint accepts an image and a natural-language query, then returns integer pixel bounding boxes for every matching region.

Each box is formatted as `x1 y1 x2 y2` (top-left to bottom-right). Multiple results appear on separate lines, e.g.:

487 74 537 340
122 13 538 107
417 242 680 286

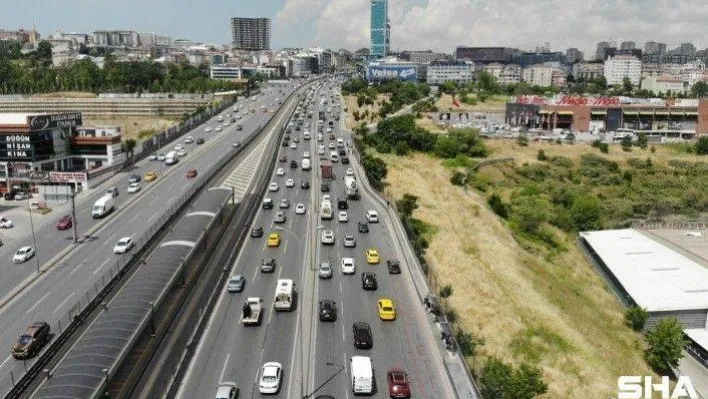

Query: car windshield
17 249 26 255
17 334 32 344
383 306 393 312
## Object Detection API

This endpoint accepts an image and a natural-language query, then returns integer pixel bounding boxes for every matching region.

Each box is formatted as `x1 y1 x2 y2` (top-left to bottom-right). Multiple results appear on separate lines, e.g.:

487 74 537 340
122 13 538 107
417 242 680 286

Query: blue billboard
366 65 418 82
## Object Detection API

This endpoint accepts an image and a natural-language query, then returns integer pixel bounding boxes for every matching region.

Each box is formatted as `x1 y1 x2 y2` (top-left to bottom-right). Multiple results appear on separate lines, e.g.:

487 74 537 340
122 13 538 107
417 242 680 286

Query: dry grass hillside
436 93 509 112
344 94 390 129
378 147 662 398
84 116 178 141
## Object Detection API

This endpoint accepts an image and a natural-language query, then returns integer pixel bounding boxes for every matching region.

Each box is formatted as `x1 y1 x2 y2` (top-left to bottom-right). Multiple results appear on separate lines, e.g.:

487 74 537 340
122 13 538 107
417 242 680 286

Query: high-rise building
370 0 390 59
644 41 667 55
604 55 642 86
230 17 271 51
565 48 584 63
620 41 636 50
680 42 696 56
595 41 611 61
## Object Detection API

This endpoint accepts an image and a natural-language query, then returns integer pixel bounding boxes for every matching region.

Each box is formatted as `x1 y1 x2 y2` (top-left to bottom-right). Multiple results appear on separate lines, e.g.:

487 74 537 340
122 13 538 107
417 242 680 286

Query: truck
91 195 115 218
274 279 294 311
344 176 359 200
321 160 333 181
320 199 333 220
165 151 178 165
350 356 373 395
239 297 263 325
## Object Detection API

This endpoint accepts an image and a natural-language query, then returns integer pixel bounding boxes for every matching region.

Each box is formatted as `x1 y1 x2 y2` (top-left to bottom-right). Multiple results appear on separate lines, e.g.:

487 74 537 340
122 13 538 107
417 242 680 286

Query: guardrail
0 90 277 398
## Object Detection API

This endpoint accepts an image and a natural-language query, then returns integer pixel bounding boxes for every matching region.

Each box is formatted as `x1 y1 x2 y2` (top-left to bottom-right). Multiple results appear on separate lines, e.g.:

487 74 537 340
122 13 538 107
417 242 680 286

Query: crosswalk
221 137 269 203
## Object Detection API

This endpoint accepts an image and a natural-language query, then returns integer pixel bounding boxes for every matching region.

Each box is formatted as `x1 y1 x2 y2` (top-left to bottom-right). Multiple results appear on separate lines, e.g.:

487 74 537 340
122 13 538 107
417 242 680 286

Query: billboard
366 65 418 82
50 171 88 183
27 113 82 130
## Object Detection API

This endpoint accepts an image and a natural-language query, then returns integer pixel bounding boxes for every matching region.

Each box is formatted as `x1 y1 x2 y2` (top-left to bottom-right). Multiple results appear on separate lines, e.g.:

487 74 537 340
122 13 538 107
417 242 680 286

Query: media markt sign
618 376 699 399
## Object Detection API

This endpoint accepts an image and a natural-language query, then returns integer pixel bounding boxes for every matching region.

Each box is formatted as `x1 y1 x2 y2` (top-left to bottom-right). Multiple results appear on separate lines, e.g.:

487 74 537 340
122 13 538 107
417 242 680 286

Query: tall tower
230 17 271 51
370 0 389 59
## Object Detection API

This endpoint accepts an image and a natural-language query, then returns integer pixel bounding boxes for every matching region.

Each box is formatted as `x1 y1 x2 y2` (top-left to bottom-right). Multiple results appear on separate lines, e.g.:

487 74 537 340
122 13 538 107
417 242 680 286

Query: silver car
227 275 245 292
274 212 287 224
343 235 356 248
318 262 333 279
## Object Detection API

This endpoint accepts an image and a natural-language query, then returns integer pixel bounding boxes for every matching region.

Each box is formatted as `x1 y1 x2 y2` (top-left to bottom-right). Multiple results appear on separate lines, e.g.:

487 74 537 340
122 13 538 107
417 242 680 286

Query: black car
319 300 337 322
329 121 334 126
261 258 276 273
358 221 369 233
282 140 289 147
295 125 301 131
290 160 298 169
337 198 348 210
353 322 373 349
235 125 243 131
321 183 330 193
196 138 205 144
251 227 264 237
301 181 310 189
361 272 378 290
387 259 402 274
3 191 15 200
341 156 350 164
128 174 141 183
279 155 287 162
339 148 346 156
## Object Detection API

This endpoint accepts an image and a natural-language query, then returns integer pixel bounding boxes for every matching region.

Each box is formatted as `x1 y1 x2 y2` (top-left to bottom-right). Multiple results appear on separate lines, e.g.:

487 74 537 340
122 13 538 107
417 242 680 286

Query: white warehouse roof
581 229 708 312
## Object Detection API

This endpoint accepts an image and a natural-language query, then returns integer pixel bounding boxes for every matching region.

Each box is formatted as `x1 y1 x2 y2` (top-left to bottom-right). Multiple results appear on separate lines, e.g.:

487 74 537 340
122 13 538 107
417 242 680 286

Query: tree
691 81 708 98
645 317 689 374
621 135 633 152
396 193 419 220
439 284 454 298
455 328 485 372
476 70 501 94
636 132 648 149
537 149 547 161
481 357 548 399
625 306 649 332
439 81 457 95
517 135 529 147
696 136 708 155
569 194 602 231
450 171 467 186
565 132 575 144
488 193 508 218
361 153 388 190
622 76 634 94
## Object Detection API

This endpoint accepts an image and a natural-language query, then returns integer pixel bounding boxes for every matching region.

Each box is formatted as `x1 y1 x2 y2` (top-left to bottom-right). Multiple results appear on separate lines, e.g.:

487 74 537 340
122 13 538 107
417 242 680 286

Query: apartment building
523 63 565 87
603 55 641 85
572 62 604 81
426 60 474 85
640 75 685 94
230 17 271 51
499 64 522 84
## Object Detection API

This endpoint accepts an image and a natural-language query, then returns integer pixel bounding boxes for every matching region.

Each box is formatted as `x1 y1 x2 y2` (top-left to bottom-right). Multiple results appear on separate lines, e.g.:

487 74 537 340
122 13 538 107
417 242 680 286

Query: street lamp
27 197 40 274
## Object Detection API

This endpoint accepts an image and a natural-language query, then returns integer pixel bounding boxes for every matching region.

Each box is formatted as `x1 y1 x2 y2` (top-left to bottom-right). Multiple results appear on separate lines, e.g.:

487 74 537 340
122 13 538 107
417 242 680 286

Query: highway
177 79 455 398
0 83 298 391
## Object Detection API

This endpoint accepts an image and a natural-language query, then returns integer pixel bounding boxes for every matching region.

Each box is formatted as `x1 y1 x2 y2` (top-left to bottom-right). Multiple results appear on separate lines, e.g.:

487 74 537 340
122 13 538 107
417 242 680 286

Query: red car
56 215 73 230
186 169 198 178
387 369 411 398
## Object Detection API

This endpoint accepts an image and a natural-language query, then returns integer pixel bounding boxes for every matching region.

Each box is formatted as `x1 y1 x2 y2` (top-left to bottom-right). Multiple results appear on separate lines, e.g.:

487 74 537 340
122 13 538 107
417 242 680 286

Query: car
177 149 187 157
214 382 239 399
227 275 245 293
251 226 264 237
343 235 356 248
321 230 335 245
268 182 279 192
328 142 336 149
157 153 166 161
144 171 158 182
340 257 356 274
56 215 72 230
295 203 306 214
148 154 158 161
128 174 141 183
13 246 34 263
274 212 287 224
361 272 378 290
258 362 283 394
300 181 310 189
279 155 287 162
113 237 134 254
387 369 412 398
186 169 198 178
377 298 396 320
175 144 184 151
215 126 222 132
185 136 194 144
11 321 50 359
236 124 243 131
279 199 290 209
339 148 346 156
233 142 241 148
319 300 337 322
337 211 348 223
285 178 295 188
353 322 373 349
223 121 230 127
294 137 300 143
290 160 298 169
290 142 297 149
262 198 274 210
366 210 379 223
267 233 281 247
365 249 380 264
106 187 119 197
261 258 276 273
205 127 212 132
320 183 330 193
0 216 14 228
358 221 369 233
276 168 285 176
303 151 310 158
196 138 205 144
318 262 333 279
346 168 354 176
387 259 402 274
341 156 350 164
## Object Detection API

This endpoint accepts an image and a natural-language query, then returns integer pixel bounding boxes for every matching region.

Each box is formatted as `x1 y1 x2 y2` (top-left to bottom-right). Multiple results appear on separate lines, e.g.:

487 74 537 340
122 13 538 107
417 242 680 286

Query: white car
184 136 194 144
295 203 306 214
215 126 222 132
326 127 333 133
214 382 238 399
290 142 297 149
13 246 34 263
236 115 242 120
268 182 279 192
338 211 348 222
367 210 379 223
259 362 283 394
148 154 158 161
0 217 14 228
321 230 335 245
328 143 335 149
177 149 187 157
322 194 331 202
276 168 285 176
317 134 323 142
346 168 354 176
113 237 134 254
205 127 212 132
127 183 141 193
157 154 166 161
175 144 184 151
340 257 356 274
285 178 295 188
303 151 310 159
223 121 230 126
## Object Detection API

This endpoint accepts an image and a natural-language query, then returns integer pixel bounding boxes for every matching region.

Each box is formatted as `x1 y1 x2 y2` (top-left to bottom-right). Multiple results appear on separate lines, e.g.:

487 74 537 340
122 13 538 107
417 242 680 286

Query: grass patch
510 325 576 363
84 116 178 141
436 93 509 111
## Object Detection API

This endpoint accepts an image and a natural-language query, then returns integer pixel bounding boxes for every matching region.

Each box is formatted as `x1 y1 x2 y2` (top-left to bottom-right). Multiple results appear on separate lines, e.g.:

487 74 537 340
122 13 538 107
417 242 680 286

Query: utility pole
71 186 78 244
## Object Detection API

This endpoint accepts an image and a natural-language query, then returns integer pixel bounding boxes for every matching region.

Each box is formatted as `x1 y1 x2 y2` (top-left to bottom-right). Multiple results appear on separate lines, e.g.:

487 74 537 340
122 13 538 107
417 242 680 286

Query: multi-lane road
0 84 298 391
177 80 455 398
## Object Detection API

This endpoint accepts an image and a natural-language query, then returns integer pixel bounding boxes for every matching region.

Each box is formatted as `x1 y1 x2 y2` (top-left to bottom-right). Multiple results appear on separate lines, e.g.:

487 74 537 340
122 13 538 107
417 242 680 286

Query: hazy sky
3 0 708 55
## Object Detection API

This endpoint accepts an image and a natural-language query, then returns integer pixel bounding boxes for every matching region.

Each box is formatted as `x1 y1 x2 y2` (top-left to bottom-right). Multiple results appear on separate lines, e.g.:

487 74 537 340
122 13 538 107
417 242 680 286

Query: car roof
18 246 31 251
389 369 407 381
379 298 393 305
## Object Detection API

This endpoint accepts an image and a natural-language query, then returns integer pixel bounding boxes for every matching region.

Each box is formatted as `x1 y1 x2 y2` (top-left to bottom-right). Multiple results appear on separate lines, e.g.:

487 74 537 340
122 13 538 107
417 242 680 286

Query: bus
274 279 294 311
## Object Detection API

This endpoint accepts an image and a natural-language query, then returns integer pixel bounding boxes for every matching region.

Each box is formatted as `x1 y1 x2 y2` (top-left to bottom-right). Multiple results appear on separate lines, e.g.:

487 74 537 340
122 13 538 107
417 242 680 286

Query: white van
330 151 339 163
92 195 115 218
301 158 311 171
274 279 294 311
337 138 344 148
165 151 178 165
350 356 373 395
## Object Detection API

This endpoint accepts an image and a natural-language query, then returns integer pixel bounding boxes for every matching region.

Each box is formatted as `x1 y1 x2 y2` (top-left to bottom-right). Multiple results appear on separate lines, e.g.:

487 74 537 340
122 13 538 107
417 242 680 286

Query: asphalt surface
177 80 454 398
0 85 297 391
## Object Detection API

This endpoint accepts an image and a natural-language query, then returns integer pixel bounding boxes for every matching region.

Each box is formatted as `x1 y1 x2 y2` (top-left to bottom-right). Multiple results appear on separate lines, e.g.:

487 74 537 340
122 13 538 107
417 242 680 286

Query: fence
636 222 708 230
0 97 270 399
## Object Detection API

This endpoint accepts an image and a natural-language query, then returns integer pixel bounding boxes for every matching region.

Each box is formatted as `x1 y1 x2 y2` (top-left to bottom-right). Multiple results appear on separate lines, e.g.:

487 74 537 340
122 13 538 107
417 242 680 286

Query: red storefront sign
515 95 620 106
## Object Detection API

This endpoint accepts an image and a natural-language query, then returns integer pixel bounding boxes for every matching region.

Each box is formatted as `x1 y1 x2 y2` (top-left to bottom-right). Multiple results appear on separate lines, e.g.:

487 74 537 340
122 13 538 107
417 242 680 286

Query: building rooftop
685 329 708 350
581 229 708 312
0 113 42 125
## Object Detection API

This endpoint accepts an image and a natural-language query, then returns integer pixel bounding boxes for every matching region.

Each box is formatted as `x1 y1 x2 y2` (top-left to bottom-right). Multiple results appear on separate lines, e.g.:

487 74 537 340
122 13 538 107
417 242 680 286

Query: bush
450 171 467 186
434 128 489 158
537 149 547 161
636 132 648 149
361 153 388 190
393 141 410 156
696 136 708 155
645 318 688 374
569 194 602 231
445 308 458 323
517 135 529 147
621 135 633 152
481 357 548 399
439 284 454 298
488 193 508 218
591 139 609 153
625 306 649 332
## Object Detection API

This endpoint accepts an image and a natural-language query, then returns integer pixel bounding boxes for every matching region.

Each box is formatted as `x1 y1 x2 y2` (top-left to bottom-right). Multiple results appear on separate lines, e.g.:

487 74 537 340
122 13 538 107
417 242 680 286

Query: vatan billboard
366 65 418 82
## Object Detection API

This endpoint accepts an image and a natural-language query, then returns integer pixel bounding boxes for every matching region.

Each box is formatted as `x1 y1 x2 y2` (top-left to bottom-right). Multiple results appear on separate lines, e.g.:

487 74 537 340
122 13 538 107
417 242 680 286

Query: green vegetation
395 194 432 273
342 77 430 118
0 40 242 94
625 306 650 332
644 318 689 374
480 357 548 399
517 135 529 147
360 152 388 191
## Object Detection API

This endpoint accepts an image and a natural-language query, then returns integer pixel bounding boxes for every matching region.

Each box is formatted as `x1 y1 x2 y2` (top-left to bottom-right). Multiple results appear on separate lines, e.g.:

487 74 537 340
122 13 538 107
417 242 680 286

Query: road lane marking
218 353 230 384
167 183 175 191
103 233 117 246
28 292 50 314
341 324 345 342
93 258 112 275
53 292 75 314
0 355 11 370
69 260 88 275
149 197 159 206
147 214 157 223
127 213 141 224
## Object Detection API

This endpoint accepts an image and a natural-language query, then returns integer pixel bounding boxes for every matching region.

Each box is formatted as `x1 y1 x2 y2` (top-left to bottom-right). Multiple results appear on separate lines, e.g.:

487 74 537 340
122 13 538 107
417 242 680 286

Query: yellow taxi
377 298 396 321
365 249 380 264
267 233 281 247
144 171 158 182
